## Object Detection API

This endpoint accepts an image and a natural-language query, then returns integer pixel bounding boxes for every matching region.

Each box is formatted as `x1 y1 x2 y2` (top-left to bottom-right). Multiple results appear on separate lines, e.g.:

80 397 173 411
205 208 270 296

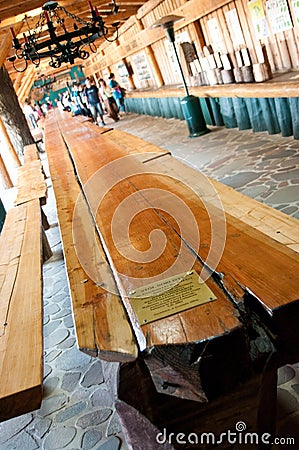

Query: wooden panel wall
199 0 299 72
84 0 299 85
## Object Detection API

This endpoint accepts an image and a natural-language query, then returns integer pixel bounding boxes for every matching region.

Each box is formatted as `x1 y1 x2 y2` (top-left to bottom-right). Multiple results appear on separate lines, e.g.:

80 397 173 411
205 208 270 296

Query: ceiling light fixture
9 0 119 72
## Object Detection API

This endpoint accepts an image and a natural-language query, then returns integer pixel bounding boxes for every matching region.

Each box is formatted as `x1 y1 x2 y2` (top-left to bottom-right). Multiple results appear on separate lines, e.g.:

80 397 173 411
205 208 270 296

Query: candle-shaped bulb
23 33 28 43
95 6 99 16
44 10 50 23
10 27 16 39
88 0 94 11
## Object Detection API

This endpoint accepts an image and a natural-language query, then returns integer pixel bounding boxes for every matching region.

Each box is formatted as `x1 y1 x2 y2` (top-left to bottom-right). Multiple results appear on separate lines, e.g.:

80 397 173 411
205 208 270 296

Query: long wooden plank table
44 109 299 447
57 112 254 401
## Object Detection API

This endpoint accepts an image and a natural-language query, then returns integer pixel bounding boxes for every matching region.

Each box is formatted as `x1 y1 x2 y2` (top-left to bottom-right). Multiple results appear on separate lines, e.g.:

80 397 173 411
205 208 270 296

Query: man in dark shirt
85 77 106 126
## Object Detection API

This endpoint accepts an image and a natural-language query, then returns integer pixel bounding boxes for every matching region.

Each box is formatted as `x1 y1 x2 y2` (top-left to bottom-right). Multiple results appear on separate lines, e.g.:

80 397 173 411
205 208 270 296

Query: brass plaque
129 270 216 325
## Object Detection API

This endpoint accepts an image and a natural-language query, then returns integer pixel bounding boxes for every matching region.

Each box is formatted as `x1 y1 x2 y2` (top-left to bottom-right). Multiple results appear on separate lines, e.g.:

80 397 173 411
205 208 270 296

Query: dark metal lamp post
152 15 209 138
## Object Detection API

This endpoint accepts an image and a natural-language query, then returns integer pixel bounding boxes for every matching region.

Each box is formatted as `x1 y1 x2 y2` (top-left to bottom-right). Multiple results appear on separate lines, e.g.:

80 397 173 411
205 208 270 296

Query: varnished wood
80 119 168 160
44 112 138 361
88 125 298 363
42 111 286 444
143 154 299 363
63 114 299 367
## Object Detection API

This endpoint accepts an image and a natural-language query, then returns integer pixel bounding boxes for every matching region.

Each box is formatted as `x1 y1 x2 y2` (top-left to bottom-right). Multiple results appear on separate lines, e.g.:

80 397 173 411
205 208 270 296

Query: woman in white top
23 99 38 129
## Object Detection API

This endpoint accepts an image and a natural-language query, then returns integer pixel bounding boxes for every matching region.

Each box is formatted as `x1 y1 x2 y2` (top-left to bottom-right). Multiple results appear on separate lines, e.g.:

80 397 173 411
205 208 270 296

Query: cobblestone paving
0 114 298 449
111 114 299 219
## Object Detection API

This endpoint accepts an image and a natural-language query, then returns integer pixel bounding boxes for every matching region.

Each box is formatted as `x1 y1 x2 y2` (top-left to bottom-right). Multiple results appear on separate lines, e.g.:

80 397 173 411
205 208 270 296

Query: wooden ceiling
0 0 146 81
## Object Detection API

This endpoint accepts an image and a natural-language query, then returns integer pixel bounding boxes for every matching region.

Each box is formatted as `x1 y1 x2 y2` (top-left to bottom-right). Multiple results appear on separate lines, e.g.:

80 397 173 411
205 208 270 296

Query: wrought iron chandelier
9 1 120 72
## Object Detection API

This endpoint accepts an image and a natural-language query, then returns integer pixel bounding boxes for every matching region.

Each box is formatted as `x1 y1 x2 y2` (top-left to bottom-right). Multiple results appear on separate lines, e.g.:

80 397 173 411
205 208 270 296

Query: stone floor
0 113 298 449
111 114 299 219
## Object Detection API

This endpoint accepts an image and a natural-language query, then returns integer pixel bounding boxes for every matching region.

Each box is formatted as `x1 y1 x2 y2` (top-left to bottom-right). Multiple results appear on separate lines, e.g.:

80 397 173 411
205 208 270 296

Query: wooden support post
13 71 24 92
42 227 52 262
122 58 136 90
17 68 35 105
144 46 164 88
135 16 164 88
0 116 21 184
0 116 21 167
0 152 13 188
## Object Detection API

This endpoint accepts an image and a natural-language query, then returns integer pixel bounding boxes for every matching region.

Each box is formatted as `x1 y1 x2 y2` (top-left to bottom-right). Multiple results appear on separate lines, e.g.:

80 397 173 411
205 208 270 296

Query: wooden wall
200 0 299 73
84 0 299 88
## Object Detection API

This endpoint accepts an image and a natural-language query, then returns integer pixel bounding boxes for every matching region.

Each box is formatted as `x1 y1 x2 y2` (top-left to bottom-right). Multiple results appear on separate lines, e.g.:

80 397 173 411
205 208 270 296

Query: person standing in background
23 99 38 129
85 78 106 126
99 78 119 122
78 83 91 117
108 73 125 114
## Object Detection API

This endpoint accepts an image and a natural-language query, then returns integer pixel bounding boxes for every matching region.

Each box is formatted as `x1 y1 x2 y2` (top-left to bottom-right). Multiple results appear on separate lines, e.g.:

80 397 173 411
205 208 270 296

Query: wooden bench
44 109 299 446
0 144 51 422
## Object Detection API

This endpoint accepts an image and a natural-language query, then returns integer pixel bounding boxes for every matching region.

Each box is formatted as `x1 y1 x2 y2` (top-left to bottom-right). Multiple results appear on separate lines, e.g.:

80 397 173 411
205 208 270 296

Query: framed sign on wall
266 0 293 33
225 8 246 48
248 0 270 38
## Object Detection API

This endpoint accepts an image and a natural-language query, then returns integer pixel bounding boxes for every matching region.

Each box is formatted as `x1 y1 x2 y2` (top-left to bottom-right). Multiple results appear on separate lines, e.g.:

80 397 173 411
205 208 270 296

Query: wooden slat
215 7 237 68
23 144 39 164
0 206 26 337
44 113 138 362
0 153 13 188
0 199 43 421
237 0 259 64
138 154 299 250
15 160 47 206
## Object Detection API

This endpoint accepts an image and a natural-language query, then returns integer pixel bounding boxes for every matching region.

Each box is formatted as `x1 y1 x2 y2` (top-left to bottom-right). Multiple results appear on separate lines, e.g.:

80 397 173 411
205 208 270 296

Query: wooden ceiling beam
0 7 43 30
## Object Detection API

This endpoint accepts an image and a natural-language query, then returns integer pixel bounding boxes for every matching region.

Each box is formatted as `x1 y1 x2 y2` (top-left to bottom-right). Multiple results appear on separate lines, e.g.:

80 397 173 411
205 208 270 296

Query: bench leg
42 227 52 262
257 352 278 449
41 208 50 230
